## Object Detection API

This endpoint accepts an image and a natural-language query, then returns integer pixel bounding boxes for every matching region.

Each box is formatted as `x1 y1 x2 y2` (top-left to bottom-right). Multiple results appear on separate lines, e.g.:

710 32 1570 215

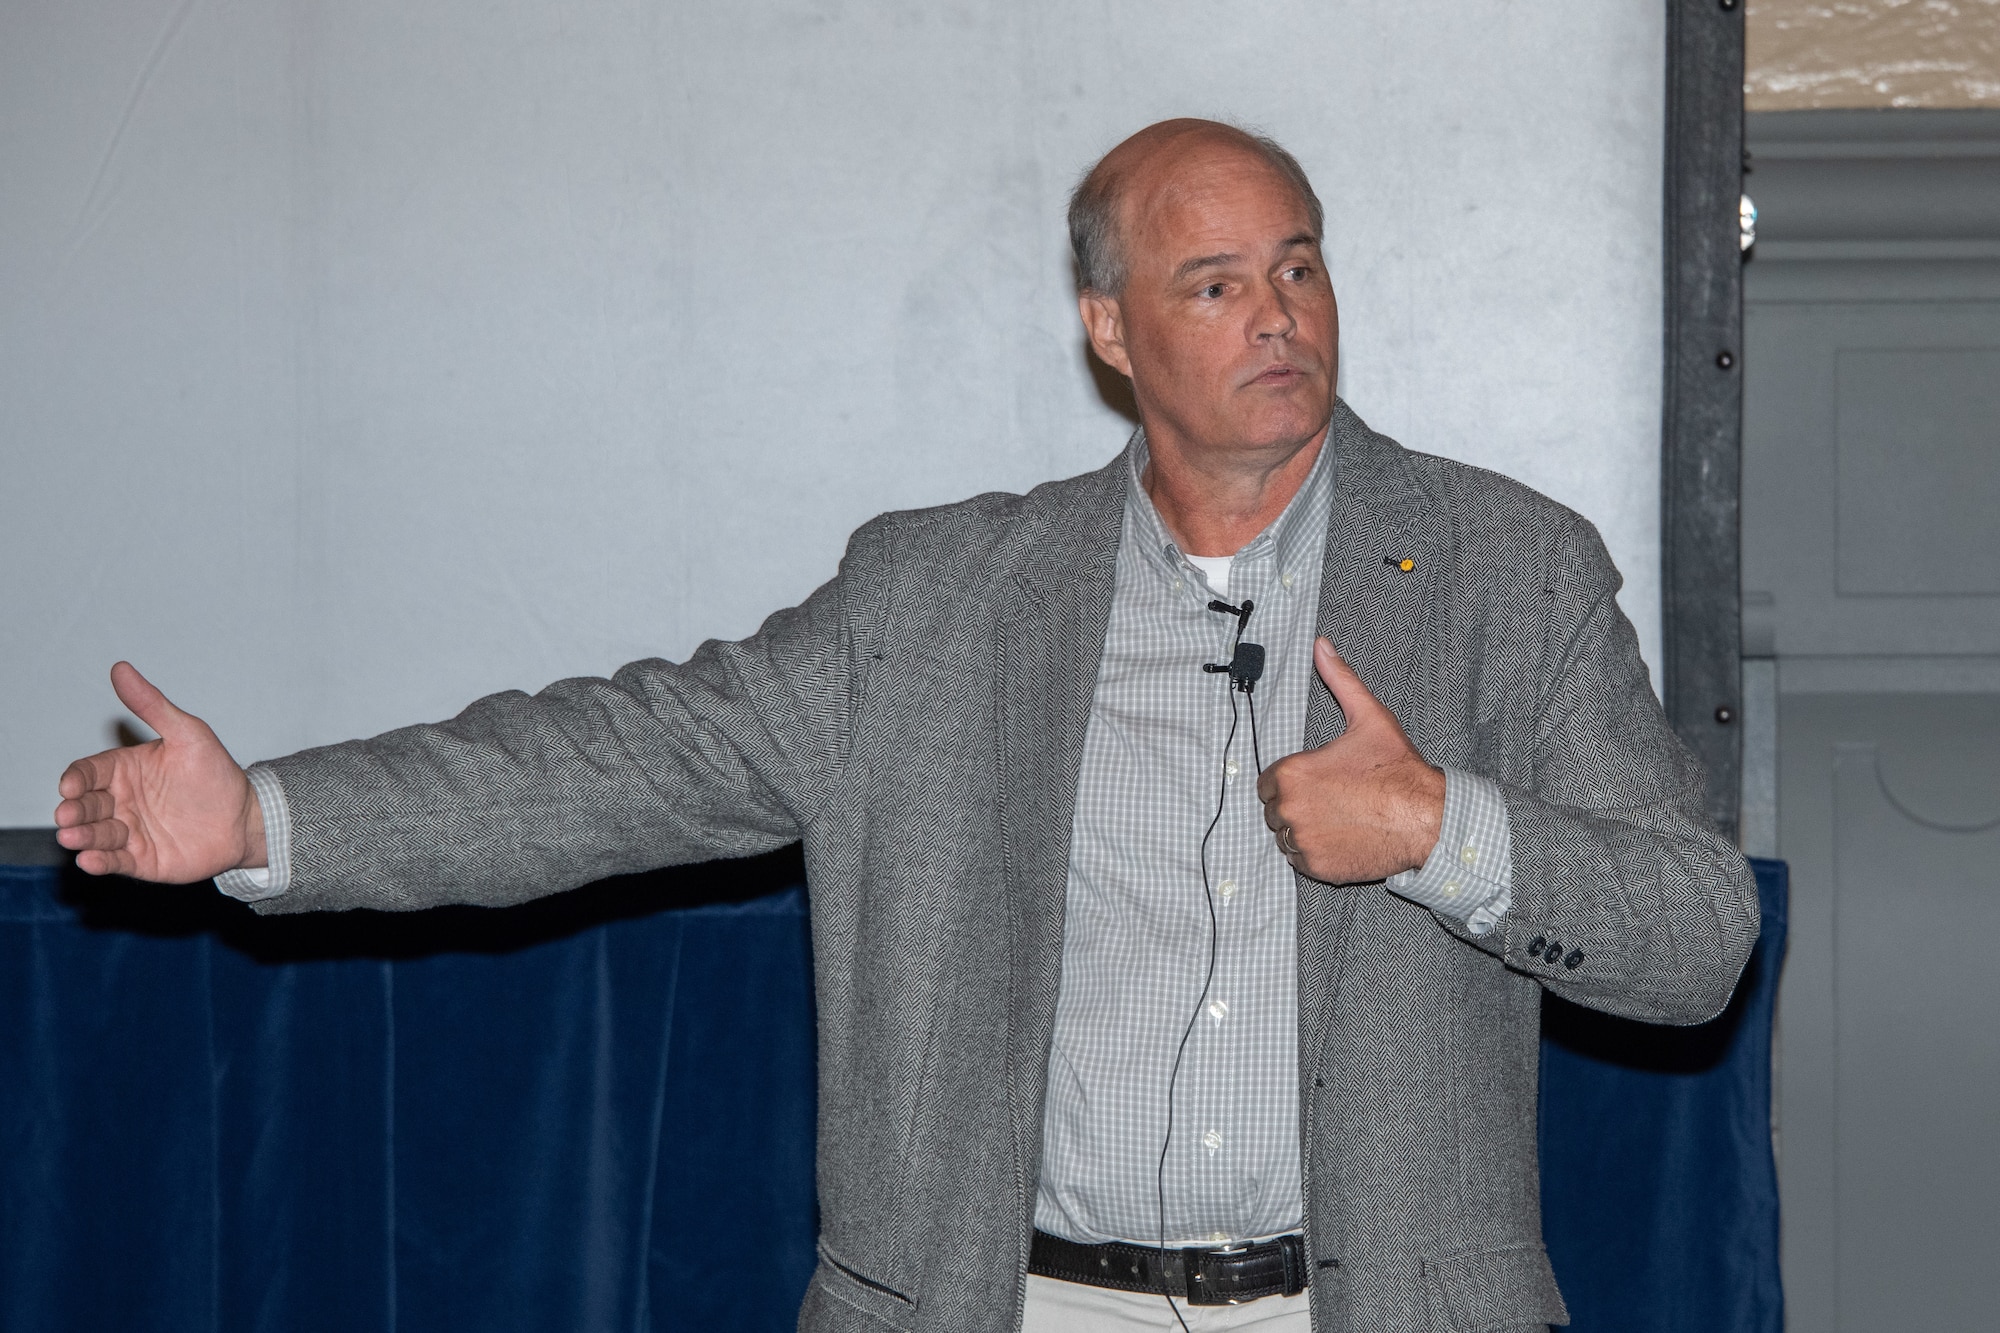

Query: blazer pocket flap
803 1243 917 1331
1421 1242 1569 1331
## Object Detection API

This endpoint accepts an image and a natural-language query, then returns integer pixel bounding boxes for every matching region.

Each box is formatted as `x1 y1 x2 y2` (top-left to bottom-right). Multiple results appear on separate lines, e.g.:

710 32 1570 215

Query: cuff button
1529 936 1547 955
1563 950 1584 969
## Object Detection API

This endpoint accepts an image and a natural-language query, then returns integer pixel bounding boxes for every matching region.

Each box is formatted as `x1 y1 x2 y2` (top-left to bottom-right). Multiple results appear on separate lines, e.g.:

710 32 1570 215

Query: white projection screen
1 2 1664 826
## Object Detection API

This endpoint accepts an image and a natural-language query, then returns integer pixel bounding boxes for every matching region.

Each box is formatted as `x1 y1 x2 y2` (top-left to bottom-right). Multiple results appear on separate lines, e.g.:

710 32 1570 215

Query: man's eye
1201 283 1226 299
1284 266 1312 281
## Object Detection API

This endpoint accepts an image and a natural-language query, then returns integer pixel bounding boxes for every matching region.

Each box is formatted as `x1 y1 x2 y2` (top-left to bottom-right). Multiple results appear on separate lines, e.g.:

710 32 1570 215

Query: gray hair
1067 124 1325 296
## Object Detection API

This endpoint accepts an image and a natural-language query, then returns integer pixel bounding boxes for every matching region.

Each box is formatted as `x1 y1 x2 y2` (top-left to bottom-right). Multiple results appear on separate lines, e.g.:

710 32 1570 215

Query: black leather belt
1029 1229 1308 1306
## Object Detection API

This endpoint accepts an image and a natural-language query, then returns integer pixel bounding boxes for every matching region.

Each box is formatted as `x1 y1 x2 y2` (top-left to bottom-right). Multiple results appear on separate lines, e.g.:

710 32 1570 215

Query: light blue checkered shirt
1031 432 1512 1247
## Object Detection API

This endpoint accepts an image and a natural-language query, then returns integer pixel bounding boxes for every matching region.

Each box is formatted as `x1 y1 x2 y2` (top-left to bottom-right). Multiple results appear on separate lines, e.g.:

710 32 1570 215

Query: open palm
54 662 262 882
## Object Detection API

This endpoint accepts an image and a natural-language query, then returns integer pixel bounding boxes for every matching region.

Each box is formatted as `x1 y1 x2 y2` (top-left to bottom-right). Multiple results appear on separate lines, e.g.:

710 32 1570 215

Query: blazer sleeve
247 522 884 916
1432 518 1759 1025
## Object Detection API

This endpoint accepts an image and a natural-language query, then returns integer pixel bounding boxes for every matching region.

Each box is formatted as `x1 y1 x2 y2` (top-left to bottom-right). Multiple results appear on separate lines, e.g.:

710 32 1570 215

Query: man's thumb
109 661 190 739
1314 638 1382 726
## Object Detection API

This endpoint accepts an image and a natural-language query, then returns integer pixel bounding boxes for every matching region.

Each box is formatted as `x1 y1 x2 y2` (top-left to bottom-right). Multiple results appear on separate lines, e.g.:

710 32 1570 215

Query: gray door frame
1663 0 1746 842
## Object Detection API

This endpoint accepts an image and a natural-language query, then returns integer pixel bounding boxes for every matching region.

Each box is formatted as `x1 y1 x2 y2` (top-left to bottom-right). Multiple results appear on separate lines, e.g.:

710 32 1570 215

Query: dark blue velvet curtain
1540 858 1788 1333
0 850 818 1332
0 850 1783 1332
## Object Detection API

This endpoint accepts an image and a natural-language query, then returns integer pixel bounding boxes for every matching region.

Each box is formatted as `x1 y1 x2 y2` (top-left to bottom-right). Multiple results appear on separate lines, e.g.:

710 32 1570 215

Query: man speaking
55 120 1757 1333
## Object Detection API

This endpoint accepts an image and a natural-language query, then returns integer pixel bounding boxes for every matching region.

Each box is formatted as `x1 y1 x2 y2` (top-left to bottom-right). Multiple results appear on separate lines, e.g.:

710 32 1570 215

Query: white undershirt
1183 553 1233 598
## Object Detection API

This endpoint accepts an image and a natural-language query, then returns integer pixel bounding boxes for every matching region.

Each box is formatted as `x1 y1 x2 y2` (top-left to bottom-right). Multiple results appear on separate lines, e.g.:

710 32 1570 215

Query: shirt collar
1122 423 1337 587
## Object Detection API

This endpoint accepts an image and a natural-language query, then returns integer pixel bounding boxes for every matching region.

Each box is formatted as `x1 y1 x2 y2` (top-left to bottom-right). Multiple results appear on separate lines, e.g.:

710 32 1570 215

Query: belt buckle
1186 1242 1251 1306
1184 1236 1298 1306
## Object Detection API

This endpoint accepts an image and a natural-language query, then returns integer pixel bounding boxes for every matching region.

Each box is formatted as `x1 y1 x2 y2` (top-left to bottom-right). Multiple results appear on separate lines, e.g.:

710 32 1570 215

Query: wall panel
2 1 1666 821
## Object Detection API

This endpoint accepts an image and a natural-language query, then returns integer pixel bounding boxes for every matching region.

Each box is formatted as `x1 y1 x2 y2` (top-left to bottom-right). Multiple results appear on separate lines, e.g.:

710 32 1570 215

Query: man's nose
1251 282 1297 339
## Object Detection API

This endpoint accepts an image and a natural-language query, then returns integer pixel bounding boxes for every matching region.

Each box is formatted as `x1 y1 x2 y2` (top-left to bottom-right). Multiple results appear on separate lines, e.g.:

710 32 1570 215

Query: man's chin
1236 405 1334 456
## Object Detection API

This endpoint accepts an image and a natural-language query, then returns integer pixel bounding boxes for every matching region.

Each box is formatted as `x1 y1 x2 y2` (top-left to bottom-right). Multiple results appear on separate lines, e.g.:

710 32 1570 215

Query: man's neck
1140 422 1329 557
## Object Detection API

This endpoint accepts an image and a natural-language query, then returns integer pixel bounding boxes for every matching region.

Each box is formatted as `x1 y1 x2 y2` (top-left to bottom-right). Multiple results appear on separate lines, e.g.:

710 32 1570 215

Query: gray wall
2 1 1665 825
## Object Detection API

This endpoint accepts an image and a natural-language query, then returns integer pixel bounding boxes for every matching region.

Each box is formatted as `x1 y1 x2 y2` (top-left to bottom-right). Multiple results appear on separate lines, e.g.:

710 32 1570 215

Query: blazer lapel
994 460 1125 1195
1297 403 1450 1081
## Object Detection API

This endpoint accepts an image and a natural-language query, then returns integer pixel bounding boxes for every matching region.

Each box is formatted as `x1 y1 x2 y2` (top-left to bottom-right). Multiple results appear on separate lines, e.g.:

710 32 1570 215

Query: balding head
1068 119 1324 296
1068 117 1338 496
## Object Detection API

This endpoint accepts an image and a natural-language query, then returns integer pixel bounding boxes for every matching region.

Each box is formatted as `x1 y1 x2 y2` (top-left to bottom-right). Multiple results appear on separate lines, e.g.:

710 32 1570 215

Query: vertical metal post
1663 0 1745 842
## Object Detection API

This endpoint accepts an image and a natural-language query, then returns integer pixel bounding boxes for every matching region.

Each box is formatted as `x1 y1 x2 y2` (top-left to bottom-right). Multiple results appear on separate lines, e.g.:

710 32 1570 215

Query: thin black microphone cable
1154 687 1236 1333
1245 686 1265 776
1154 597 1267 1332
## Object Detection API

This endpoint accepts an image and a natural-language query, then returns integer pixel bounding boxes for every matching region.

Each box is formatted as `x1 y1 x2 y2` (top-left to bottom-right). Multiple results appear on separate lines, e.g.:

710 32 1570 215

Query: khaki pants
1020 1274 1311 1331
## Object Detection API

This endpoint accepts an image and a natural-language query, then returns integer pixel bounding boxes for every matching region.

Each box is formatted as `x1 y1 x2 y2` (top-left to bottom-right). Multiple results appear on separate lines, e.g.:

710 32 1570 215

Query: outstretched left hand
1255 638 1446 884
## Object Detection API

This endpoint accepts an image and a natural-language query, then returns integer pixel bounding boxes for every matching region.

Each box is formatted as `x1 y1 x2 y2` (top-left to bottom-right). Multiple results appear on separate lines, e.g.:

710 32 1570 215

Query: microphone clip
1204 598 1264 693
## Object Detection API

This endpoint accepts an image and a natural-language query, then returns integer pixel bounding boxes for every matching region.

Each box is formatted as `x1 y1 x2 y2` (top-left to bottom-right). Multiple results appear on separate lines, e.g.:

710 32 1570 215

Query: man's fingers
108 661 189 740
53 789 116 828
56 817 129 853
75 847 137 877
57 756 103 800
1313 639 1389 728
1256 760 1287 826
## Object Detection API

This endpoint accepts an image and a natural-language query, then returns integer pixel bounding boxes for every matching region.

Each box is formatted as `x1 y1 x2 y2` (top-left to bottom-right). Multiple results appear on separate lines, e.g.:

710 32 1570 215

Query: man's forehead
1127 149 1318 254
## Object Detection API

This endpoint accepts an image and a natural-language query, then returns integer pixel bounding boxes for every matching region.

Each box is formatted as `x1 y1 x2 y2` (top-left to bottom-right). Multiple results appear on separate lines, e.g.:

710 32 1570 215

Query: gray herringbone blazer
253 402 1758 1333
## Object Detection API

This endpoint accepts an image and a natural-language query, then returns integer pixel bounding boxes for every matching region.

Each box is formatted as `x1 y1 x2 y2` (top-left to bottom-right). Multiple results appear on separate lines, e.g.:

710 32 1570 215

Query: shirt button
1225 760 1240 777
1461 845 1478 866
1281 573 1294 589
1441 881 1459 898
1206 998 1229 1024
1202 1129 1224 1155
1218 879 1238 901
1173 579 1183 591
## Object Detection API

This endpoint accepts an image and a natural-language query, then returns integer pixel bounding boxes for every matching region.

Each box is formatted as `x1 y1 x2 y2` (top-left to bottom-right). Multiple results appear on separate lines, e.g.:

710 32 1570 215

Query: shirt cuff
213 764 294 903
1385 767 1513 936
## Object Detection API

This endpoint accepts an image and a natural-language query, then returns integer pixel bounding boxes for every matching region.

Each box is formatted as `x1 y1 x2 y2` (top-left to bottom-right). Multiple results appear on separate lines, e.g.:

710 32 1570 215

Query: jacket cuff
214 764 294 903
1386 767 1513 935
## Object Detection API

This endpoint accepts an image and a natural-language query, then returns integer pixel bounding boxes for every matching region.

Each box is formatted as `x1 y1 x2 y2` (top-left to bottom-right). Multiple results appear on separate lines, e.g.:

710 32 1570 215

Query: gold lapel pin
1383 556 1415 572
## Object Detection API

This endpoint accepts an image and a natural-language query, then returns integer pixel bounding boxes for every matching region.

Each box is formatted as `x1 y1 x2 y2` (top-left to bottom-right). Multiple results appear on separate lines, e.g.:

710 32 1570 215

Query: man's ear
1077 291 1132 378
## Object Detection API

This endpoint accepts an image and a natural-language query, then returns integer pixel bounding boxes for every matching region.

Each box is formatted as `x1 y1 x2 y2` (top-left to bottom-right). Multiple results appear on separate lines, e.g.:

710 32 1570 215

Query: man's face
1081 143 1338 461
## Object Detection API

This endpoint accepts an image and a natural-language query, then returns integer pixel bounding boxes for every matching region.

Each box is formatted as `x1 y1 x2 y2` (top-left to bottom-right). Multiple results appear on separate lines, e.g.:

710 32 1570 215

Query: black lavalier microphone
1202 598 1266 693
1207 597 1254 632
1203 641 1265 693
